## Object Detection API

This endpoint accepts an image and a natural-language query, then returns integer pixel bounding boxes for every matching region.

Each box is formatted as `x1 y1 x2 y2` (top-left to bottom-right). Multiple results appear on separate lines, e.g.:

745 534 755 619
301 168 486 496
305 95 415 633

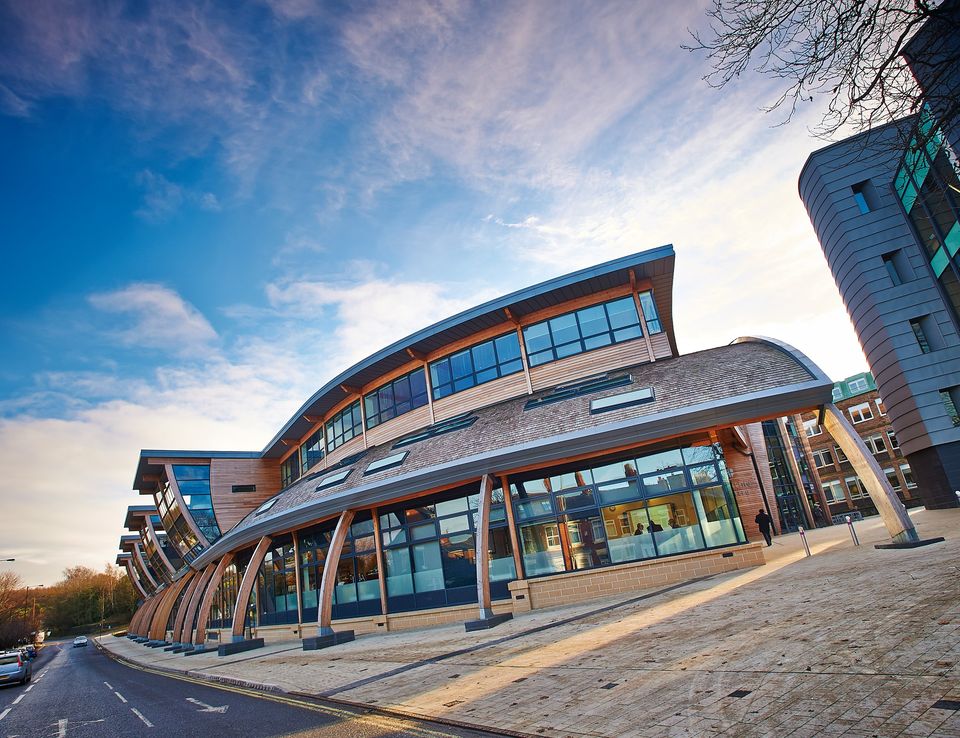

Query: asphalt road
0 640 504 738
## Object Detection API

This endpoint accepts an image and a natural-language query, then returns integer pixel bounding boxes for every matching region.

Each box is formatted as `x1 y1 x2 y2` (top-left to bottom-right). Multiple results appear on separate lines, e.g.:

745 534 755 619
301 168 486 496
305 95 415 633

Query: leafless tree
686 0 960 141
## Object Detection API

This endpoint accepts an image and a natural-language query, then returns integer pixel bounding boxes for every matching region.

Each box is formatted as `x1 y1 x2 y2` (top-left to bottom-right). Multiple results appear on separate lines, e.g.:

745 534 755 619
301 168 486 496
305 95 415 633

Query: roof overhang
124 505 157 530
133 450 260 493
260 245 678 460
193 336 831 569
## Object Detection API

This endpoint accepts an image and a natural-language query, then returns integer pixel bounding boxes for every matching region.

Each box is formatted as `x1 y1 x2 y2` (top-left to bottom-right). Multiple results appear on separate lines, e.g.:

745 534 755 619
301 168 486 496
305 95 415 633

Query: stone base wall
508 543 764 612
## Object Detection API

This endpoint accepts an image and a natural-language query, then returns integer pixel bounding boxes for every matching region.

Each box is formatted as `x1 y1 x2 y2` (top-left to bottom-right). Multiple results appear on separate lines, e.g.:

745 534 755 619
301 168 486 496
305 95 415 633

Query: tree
686 0 960 141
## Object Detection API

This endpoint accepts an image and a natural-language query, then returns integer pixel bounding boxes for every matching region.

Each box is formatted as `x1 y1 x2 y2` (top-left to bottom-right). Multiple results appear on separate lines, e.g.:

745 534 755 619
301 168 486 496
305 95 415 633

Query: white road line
12 694 24 704
114 691 127 703
25 683 34 692
130 708 153 728
103 681 113 690
58 718 67 737
0 708 11 721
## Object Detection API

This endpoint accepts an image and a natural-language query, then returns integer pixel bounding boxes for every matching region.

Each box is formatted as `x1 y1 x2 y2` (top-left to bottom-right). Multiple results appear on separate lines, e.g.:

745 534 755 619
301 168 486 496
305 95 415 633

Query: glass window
637 291 662 333
281 454 300 488
900 464 917 488
364 368 429 429
845 476 867 498
326 400 363 452
848 403 874 423
940 387 960 427
646 493 705 555
865 434 887 455
823 480 846 503
429 332 523 400
887 430 900 450
522 296 643 367
602 500 656 563
803 419 821 437
299 429 324 475
519 522 565 577
884 468 902 491
693 485 743 548
812 449 834 469
412 542 444 592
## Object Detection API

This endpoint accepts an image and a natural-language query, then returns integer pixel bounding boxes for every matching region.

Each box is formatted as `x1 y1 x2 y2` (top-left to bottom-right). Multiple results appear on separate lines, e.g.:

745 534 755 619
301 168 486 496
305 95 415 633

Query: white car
72 636 88 648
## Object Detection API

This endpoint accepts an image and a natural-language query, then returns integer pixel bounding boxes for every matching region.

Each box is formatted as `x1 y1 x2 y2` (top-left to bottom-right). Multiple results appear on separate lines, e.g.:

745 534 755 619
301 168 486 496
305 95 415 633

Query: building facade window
847 377 869 393
909 317 934 353
887 430 900 450
834 445 849 463
882 252 904 285
429 333 523 401
848 403 874 423
803 419 822 437
939 387 960 427
378 484 514 613
280 454 300 489
811 449 834 469
900 464 918 488
823 480 846 503
299 513 382 621
851 180 878 214
875 399 887 416
300 429 324 475
637 291 663 333
326 400 363 453
365 368 429 429
522 296 643 368
512 443 744 578
832 386 843 401
884 468 902 491
864 434 888 456
254 536 298 626
172 464 221 545
845 476 868 499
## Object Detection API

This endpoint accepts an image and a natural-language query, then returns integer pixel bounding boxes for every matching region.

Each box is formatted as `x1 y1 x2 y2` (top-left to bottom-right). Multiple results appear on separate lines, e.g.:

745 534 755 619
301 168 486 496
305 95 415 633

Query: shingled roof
192 336 831 567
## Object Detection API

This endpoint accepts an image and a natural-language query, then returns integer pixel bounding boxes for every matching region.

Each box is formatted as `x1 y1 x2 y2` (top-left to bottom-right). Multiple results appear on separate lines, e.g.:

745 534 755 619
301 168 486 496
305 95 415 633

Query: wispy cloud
134 169 220 222
88 283 219 353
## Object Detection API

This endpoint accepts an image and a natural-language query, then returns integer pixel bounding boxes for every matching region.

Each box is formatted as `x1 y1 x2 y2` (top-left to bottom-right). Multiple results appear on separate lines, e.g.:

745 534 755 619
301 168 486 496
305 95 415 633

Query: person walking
755 508 773 546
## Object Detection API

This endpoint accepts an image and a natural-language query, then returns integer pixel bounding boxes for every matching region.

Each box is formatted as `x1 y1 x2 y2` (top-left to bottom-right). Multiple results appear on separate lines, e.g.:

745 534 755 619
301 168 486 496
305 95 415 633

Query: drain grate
728 689 752 699
932 699 960 711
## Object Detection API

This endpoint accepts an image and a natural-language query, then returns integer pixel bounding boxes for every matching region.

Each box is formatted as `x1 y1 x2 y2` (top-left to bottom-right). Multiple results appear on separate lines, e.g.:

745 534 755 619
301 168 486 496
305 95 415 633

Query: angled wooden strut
193 553 235 646
317 510 355 637
474 474 495 619
149 572 194 641
230 536 273 642
170 569 205 644
177 563 216 645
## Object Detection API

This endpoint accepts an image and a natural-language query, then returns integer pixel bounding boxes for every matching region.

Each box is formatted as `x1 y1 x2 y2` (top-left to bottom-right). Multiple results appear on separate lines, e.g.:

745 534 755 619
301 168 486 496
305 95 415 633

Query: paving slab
101 507 960 737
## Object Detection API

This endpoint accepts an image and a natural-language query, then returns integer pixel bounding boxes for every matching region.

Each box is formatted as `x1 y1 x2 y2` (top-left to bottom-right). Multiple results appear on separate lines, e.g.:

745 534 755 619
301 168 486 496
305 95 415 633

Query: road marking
57 718 67 737
12 694 24 704
25 684 34 692
103 681 113 690
0 708 11 721
186 697 228 713
114 691 127 703
130 708 153 728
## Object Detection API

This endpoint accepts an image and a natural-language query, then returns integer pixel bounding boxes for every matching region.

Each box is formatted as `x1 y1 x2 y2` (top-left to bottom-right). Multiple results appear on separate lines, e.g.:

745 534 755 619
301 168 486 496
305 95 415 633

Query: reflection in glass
693 485 743 547
601 501 656 563
564 515 609 570
520 522 565 576
646 493 704 554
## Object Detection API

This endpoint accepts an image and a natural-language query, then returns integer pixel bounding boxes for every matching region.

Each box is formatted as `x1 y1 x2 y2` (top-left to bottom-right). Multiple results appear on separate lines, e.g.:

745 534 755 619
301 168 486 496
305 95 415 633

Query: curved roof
192 336 832 568
260 245 678 459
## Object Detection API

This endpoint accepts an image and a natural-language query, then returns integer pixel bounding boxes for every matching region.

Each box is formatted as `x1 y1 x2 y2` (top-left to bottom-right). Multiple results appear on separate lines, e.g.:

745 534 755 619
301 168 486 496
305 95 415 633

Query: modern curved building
120 246 898 653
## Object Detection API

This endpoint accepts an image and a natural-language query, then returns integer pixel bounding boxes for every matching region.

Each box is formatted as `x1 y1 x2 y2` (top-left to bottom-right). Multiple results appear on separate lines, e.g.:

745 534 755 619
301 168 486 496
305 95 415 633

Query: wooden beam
372 507 389 619
303 415 321 424
628 268 637 291
149 574 193 641
177 563 216 645
193 553 235 645
170 572 205 644
340 383 361 396
280 439 296 447
474 474 495 620
316 510 356 636
503 307 520 326
406 347 427 361
230 536 274 641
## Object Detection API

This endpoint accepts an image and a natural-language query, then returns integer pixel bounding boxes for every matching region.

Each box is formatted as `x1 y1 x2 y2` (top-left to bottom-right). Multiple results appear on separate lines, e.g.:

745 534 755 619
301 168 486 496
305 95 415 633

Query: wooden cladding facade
210 458 282 532
433 372 530 422
530 338 652 392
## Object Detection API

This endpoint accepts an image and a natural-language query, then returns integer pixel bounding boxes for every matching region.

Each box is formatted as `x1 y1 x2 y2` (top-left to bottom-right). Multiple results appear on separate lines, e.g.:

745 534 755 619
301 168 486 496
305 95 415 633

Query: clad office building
119 247 904 654
798 3 960 508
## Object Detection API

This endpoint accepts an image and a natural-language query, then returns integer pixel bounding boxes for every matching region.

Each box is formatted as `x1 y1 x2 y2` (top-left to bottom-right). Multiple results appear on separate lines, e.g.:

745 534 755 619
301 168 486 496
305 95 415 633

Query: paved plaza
101 508 960 737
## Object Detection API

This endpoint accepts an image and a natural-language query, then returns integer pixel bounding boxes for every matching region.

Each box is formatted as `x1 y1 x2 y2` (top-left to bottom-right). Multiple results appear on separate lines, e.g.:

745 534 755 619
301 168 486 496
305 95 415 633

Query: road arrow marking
185 697 229 714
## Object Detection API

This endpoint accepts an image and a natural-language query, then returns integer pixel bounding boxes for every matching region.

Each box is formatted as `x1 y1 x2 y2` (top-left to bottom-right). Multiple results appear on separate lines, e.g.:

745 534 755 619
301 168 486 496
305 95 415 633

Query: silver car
0 651 32 686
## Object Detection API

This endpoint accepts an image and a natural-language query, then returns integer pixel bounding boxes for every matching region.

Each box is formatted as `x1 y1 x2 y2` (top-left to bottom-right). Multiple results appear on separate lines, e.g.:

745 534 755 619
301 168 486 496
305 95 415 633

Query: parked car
23 644 37 659
0 651 32 686
72 636 88 648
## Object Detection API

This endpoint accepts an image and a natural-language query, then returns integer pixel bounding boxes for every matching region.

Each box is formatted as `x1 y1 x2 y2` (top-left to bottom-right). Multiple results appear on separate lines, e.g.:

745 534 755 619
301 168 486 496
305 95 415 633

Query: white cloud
134 170 220 222
88 283 219 353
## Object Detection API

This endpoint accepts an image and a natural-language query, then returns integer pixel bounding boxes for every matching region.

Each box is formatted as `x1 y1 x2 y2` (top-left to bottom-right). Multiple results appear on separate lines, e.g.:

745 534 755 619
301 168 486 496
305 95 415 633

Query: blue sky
0 0 869 585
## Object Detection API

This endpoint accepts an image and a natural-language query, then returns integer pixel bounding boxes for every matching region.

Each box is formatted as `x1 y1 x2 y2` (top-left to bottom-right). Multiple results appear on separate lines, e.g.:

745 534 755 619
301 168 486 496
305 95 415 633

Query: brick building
796 372 921 521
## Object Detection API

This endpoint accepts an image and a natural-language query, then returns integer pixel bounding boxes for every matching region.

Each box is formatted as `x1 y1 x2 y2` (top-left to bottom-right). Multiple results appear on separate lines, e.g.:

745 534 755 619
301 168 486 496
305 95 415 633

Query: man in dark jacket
755 509 773 546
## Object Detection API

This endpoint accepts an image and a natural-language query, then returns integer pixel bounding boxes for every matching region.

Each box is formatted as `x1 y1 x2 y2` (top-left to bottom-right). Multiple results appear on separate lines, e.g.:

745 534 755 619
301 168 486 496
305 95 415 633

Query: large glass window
522 296 643 368
172 465 221 543
255 536 298 626
156 479 204 563
298 513 382 621
299 429 324 475
379 484 513 612
280 454 300 489
637 291 662 333
364 368 429 429
428 333 523 400
510 443 745 578
326 400 363 453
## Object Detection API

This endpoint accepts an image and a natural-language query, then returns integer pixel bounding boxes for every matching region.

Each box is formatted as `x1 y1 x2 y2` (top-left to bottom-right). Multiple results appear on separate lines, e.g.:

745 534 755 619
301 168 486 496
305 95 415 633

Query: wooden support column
506 308 534 395
500 474 524 579
822 404 921 544
133 545 159 590
777 417 816 528
193 553 235 645
371 506 390 618
140 592 165 638
125 561 149 599
465 474 513 631
630 270 656 363
302 510 357 650
171 571 204 644
130 599 146 635
149 573 193 641
177 564 216 645
230 536 273 642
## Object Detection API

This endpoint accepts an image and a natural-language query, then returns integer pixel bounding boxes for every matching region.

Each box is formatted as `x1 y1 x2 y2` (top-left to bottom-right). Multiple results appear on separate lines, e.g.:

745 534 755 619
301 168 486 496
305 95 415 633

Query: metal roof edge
193 372 831 568
730 336 830 383
259 245 675 458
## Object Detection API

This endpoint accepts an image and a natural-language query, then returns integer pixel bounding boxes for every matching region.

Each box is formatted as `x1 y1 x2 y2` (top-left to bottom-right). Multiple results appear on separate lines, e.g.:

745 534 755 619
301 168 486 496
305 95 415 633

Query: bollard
845 515 860 546
798 526 811 557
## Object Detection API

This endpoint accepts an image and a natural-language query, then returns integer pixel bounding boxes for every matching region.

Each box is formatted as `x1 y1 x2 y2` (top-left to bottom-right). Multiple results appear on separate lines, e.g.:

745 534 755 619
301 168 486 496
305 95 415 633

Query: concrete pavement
101 507 960 737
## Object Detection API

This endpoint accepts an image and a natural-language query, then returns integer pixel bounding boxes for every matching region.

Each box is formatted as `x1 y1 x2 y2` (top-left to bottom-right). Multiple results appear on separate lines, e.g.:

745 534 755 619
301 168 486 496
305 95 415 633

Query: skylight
316 468 352 491
525 373 632 410
590 387 655 414
364 451 409 476
393 413 477 449
255 498 278 515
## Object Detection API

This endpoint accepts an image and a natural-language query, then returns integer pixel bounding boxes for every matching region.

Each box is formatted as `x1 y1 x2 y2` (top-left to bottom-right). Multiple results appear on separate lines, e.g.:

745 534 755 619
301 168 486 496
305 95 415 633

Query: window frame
428 332 523 401
326 400 363 453
848 402 874 424
364 367 429 429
